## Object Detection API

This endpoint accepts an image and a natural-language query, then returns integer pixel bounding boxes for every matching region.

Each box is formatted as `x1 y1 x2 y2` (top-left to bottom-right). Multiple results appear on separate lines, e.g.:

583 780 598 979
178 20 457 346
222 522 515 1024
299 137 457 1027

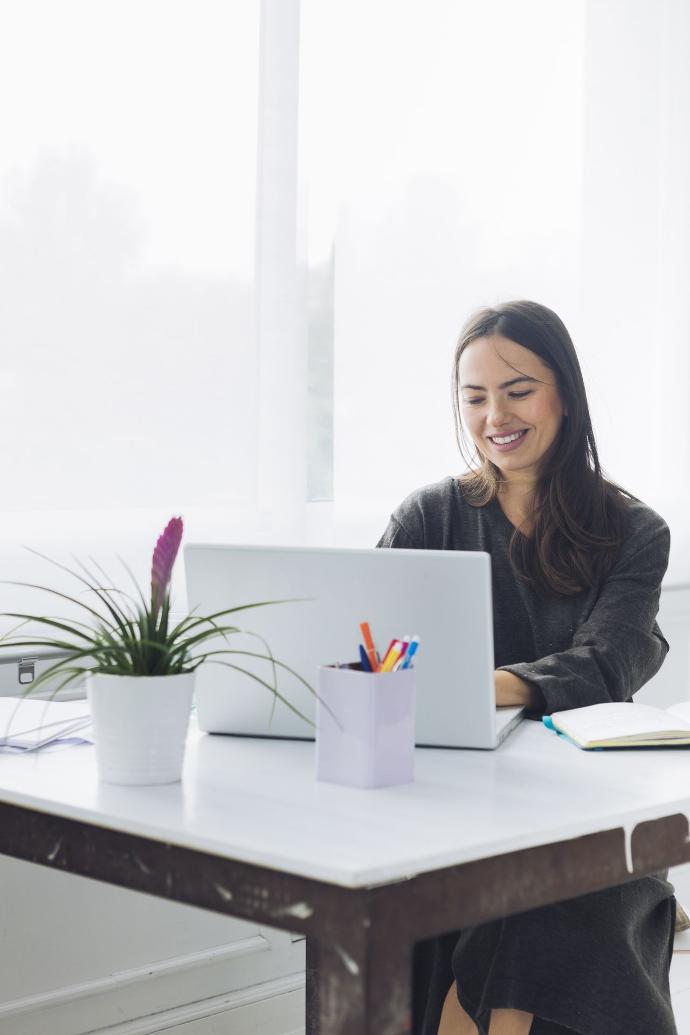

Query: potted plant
0 517 318 785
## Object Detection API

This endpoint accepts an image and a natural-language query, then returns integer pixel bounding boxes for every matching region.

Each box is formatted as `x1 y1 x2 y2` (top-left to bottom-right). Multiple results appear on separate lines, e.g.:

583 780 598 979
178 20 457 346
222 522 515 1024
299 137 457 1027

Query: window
0 0 260 614
299 0 690 581
0 0 687 625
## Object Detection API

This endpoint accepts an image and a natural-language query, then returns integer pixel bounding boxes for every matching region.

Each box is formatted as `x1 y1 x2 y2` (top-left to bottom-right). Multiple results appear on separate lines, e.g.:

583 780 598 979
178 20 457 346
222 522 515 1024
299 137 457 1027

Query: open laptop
183 544 523 750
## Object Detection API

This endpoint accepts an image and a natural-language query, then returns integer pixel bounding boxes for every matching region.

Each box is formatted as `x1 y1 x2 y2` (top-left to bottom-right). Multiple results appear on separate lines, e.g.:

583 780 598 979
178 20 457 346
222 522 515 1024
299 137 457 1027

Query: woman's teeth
491 430 527 445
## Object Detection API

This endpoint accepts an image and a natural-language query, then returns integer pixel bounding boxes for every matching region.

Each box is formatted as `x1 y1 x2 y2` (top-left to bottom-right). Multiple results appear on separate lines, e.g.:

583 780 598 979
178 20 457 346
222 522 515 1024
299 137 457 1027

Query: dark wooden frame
1 800 688 1034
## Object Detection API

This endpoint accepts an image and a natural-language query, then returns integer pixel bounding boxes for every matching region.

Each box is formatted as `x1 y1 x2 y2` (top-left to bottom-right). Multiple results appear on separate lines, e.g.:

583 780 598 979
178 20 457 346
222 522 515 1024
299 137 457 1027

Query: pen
359 621 380 672
381 640 403 672
359 643 373 672
391 635 411 671
379 638 398 669
401 636 420 668
391 648 409 671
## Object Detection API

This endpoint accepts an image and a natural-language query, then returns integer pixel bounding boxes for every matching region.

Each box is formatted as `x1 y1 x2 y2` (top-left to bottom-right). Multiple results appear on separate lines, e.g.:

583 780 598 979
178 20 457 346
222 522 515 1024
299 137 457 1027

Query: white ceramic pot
86 671 196 786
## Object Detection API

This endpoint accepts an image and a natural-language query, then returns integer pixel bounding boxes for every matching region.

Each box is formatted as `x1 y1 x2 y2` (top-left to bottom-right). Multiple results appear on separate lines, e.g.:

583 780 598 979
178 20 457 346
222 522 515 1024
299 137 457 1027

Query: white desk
1 719 690 1034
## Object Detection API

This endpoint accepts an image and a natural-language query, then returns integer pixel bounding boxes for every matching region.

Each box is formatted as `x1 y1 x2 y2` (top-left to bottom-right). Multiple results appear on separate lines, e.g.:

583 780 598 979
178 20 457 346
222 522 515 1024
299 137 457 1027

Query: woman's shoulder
396 474 465 512
617 492 669 536
378 475 472 548
611 489 670 557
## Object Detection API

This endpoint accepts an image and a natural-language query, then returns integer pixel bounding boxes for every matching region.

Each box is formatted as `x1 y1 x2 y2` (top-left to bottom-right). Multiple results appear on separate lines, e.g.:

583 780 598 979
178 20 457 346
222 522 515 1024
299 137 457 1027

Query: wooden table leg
305 928 414 1035
305 936 320 1035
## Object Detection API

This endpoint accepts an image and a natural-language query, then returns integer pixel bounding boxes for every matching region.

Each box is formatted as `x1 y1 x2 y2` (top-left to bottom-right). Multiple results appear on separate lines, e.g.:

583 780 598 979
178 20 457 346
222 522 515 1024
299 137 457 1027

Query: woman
377 300 676 1035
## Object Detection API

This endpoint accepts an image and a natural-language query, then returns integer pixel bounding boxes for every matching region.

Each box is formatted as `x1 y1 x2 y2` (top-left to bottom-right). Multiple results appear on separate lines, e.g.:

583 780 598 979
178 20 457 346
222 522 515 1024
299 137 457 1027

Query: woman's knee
437 979 478 1035
488 1008 534 1034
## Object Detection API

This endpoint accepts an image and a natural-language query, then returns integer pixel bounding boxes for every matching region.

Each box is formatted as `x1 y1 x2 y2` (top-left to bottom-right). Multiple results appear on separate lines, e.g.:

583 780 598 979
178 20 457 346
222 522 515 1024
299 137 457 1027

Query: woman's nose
487 399 511 425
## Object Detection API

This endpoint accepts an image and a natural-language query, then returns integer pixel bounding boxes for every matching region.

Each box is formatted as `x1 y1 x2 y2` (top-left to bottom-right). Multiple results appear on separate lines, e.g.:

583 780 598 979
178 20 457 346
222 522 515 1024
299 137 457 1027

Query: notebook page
664 701 690 726
554 702 690 743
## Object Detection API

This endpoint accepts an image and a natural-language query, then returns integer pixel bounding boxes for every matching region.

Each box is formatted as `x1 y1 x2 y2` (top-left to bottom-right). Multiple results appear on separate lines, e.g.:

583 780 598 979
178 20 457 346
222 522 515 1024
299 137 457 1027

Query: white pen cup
315 662 415 789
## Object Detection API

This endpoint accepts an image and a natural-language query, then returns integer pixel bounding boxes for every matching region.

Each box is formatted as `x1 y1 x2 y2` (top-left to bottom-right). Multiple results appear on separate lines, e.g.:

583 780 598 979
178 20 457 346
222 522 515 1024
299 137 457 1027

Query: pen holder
315 663 415 789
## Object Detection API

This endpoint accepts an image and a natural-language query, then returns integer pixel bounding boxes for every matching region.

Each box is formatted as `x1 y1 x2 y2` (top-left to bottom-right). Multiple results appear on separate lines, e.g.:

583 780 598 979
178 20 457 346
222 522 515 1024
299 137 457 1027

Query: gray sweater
376 475 670 714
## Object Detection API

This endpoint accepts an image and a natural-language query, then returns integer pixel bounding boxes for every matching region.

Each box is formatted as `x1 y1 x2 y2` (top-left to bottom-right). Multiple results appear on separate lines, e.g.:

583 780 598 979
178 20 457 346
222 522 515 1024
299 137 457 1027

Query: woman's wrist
494 668 543 709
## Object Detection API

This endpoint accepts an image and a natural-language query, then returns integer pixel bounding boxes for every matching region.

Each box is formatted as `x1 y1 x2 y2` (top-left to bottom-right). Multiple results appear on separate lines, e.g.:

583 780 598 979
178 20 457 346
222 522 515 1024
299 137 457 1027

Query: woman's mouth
488 429 529 453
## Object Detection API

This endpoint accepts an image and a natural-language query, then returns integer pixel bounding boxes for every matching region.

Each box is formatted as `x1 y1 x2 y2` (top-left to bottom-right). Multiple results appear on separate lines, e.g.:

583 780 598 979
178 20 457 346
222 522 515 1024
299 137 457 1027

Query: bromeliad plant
0 517 318 727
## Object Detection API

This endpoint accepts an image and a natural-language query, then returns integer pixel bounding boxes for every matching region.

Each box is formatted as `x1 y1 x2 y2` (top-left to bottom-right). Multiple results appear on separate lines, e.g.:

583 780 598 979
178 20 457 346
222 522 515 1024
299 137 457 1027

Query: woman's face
458 334 567 487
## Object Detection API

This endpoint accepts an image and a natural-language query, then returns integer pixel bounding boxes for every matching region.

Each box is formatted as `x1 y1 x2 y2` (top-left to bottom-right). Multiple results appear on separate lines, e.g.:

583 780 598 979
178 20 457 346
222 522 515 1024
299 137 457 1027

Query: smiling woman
451 301 634 598
377 299 675 1035
458 335 567 533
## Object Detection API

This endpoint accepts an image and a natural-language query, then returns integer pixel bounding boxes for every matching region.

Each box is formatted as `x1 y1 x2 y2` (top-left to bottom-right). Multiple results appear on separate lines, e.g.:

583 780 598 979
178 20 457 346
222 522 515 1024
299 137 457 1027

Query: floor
670 863 690 1031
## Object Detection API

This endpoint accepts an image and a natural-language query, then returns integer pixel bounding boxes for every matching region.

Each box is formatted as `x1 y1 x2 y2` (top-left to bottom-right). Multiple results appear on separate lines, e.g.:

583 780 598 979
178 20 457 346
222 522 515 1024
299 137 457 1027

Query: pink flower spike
151 517 183 613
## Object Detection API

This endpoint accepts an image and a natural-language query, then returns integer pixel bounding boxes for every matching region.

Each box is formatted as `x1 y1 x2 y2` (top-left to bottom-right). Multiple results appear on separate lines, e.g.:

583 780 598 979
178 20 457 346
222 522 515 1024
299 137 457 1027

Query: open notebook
545 700 690 750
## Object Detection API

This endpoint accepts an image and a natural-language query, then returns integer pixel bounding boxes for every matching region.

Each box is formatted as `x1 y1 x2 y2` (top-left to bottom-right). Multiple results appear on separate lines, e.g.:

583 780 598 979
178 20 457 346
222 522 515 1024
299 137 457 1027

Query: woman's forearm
494 668 543 709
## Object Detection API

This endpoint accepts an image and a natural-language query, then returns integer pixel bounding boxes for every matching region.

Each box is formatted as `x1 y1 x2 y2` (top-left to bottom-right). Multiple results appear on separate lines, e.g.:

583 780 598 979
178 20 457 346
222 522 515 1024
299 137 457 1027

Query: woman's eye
464 391 532 406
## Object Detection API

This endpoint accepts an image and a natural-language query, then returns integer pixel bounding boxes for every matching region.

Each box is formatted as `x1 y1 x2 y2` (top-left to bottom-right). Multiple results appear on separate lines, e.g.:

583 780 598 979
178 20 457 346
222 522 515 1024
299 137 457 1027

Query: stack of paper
0 697 93 752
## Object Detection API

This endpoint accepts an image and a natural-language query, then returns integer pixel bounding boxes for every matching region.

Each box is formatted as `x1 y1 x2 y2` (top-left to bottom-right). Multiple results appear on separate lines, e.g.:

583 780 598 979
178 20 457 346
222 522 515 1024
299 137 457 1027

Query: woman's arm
495 669 544 709
497 520 671 714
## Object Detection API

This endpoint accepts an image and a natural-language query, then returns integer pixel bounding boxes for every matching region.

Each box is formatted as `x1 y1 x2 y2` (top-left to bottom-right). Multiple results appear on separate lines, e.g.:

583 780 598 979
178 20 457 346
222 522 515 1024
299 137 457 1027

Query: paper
0 697 93 752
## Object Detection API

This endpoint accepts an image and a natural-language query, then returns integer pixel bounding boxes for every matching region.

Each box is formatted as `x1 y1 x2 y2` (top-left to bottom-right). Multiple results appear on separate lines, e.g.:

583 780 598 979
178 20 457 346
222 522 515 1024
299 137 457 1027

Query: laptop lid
184 543 511 750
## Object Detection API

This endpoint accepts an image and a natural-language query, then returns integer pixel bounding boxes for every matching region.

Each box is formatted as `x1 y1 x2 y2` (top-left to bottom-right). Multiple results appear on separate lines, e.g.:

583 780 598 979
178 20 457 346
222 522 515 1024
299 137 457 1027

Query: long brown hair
452 300 637 597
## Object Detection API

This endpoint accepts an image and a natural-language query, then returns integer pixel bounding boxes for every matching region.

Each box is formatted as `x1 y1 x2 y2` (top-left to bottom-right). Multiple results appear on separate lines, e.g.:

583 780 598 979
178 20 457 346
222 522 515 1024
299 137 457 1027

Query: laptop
183 544 523 750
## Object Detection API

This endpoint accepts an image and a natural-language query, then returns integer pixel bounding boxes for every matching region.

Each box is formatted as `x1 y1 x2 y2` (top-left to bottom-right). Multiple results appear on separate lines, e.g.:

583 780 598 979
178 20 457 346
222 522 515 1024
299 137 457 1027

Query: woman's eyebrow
460 376 538 391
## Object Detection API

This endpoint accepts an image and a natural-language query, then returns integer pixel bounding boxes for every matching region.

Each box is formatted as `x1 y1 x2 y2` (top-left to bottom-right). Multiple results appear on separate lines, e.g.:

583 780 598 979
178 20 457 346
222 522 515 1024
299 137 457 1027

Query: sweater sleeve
376 491 428 549
499 517 671 714
376 516 417 549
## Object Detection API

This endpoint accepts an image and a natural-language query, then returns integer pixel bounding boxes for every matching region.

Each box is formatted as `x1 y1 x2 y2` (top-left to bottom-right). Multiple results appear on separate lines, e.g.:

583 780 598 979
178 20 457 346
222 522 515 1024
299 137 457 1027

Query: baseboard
0 934 306 1035
76 976 305 1035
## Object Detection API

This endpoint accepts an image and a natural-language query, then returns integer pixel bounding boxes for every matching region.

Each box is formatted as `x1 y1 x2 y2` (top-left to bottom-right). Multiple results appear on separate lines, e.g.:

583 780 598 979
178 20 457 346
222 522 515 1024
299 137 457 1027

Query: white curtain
0 0 688 629
299 0 690 583
0 0 262 617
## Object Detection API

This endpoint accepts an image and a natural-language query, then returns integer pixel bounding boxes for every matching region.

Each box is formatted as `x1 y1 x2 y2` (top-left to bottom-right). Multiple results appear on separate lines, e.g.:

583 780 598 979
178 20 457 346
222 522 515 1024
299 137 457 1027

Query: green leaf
13 649 104 693
70 555 138 629
188 648 341 729
0 555 315 695
20 665 92 699
0 582 118 632
22 547 135 632
168 598 312 640
88 556 141 612
116 554 149 613
202 659 317 730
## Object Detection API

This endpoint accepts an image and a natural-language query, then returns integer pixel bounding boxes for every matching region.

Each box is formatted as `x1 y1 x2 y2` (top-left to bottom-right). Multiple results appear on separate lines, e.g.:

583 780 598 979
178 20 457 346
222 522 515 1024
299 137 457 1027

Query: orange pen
359 621 380 672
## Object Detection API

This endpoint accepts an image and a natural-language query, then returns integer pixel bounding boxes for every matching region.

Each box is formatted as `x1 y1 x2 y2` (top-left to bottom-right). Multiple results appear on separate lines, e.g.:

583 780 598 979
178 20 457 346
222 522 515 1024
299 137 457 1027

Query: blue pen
359 643 373 672
401 636 419 669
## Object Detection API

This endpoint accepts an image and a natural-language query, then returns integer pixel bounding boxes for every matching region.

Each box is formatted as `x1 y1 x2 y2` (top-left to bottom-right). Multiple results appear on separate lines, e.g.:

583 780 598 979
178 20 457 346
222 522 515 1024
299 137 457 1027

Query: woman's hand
494 669 543 709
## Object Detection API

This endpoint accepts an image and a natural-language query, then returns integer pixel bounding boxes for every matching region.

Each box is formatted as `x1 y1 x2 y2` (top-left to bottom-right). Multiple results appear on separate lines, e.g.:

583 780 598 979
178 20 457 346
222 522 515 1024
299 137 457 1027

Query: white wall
0 855 305 1035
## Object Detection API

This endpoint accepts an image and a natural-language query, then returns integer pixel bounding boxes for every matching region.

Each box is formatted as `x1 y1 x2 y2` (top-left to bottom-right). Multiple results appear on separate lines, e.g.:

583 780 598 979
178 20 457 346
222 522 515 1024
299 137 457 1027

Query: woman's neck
496 478 538 536
497 479 536 512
